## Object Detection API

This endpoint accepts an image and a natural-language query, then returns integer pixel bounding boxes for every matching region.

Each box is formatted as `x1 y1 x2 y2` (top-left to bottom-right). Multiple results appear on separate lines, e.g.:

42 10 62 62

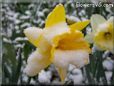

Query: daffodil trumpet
24 4 91 82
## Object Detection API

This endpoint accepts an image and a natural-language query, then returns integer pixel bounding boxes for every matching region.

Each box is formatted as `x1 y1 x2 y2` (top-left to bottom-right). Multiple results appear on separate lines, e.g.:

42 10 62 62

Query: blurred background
1 0 114 85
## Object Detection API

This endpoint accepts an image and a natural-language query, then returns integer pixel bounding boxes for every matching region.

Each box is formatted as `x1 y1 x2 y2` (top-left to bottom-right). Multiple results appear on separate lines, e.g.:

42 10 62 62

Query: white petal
24 62 43 76
90 14 106 32
108 16 114 23
27 49 43 63
53 49 89 68
43 22 69 44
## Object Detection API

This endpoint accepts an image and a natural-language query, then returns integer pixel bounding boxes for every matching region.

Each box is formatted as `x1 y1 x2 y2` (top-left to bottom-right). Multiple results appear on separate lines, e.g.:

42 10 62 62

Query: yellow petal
69 20 90 32
37 35 52 54
45 4 65 28
57 67 67 82
24 27 43 47
53 31 91 53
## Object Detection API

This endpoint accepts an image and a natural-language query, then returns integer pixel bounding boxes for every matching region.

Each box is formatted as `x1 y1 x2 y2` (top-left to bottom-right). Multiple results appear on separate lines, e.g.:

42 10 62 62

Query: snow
14 44 25 49
38 70 52 84
25 10 31 15
14 37 28 42
43 8 49 13
68 64 76 72
14 19 21 25
103 50 111 59
43 22 69 44
37 11 44 17
20 15 30 20
103 58 114 71
28 4 34 9
20 23 31 28
53 49 89 68
68 68 83 84
3 38 12 44
105 71 112 84
52 79 60 84
92 45 99 53
81 17 88 21
66 15 80 22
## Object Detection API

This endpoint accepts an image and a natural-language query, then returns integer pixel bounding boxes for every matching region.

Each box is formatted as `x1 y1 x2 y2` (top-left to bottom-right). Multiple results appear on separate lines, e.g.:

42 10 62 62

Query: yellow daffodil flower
24 4 90 82
89 14 114 53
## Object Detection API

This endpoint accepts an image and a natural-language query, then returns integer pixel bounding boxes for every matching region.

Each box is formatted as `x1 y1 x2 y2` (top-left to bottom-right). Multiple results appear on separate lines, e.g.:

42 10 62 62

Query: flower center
104 32 111 40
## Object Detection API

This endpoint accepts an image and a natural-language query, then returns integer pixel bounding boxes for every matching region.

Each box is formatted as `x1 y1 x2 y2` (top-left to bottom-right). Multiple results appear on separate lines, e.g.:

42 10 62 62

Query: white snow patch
81 17 88 21
15 19 21 24
14 37 28 42
68 64 76 72
20 15 30 20
103 50 111 59
43 22 69 44
37 11 44 17
105 71 112 84
66 15 80 22
103 58 114 71
20 23 31 28
25 10 31 15
38 70 52 84
53 49 89 68
69 68 83 84
3 38 12 43
15 44 25 49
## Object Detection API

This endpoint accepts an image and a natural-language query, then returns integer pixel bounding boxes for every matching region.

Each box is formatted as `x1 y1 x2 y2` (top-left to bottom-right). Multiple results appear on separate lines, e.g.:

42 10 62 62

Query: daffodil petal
24 27 43 47
94 31 113 52
52 49 89 69
57 67 67 82
52 31 91 53
90 14 106 32
69 20 90 32
45 4 65 28
24 49 51 76
37 36 52 54
51 48 89 81
43 22 69 44
108 16 114 24
85 32 94 43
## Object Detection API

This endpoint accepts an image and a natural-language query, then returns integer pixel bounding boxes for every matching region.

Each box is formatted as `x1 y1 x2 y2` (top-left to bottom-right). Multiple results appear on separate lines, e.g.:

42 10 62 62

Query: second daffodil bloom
89 14 114 53
24 4 91 82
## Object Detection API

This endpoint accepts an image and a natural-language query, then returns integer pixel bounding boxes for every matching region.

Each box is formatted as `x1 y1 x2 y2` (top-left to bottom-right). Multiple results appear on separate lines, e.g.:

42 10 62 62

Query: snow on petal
53 49 89 69
24 27 43 47
43 22 69 44
24 49 51 76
